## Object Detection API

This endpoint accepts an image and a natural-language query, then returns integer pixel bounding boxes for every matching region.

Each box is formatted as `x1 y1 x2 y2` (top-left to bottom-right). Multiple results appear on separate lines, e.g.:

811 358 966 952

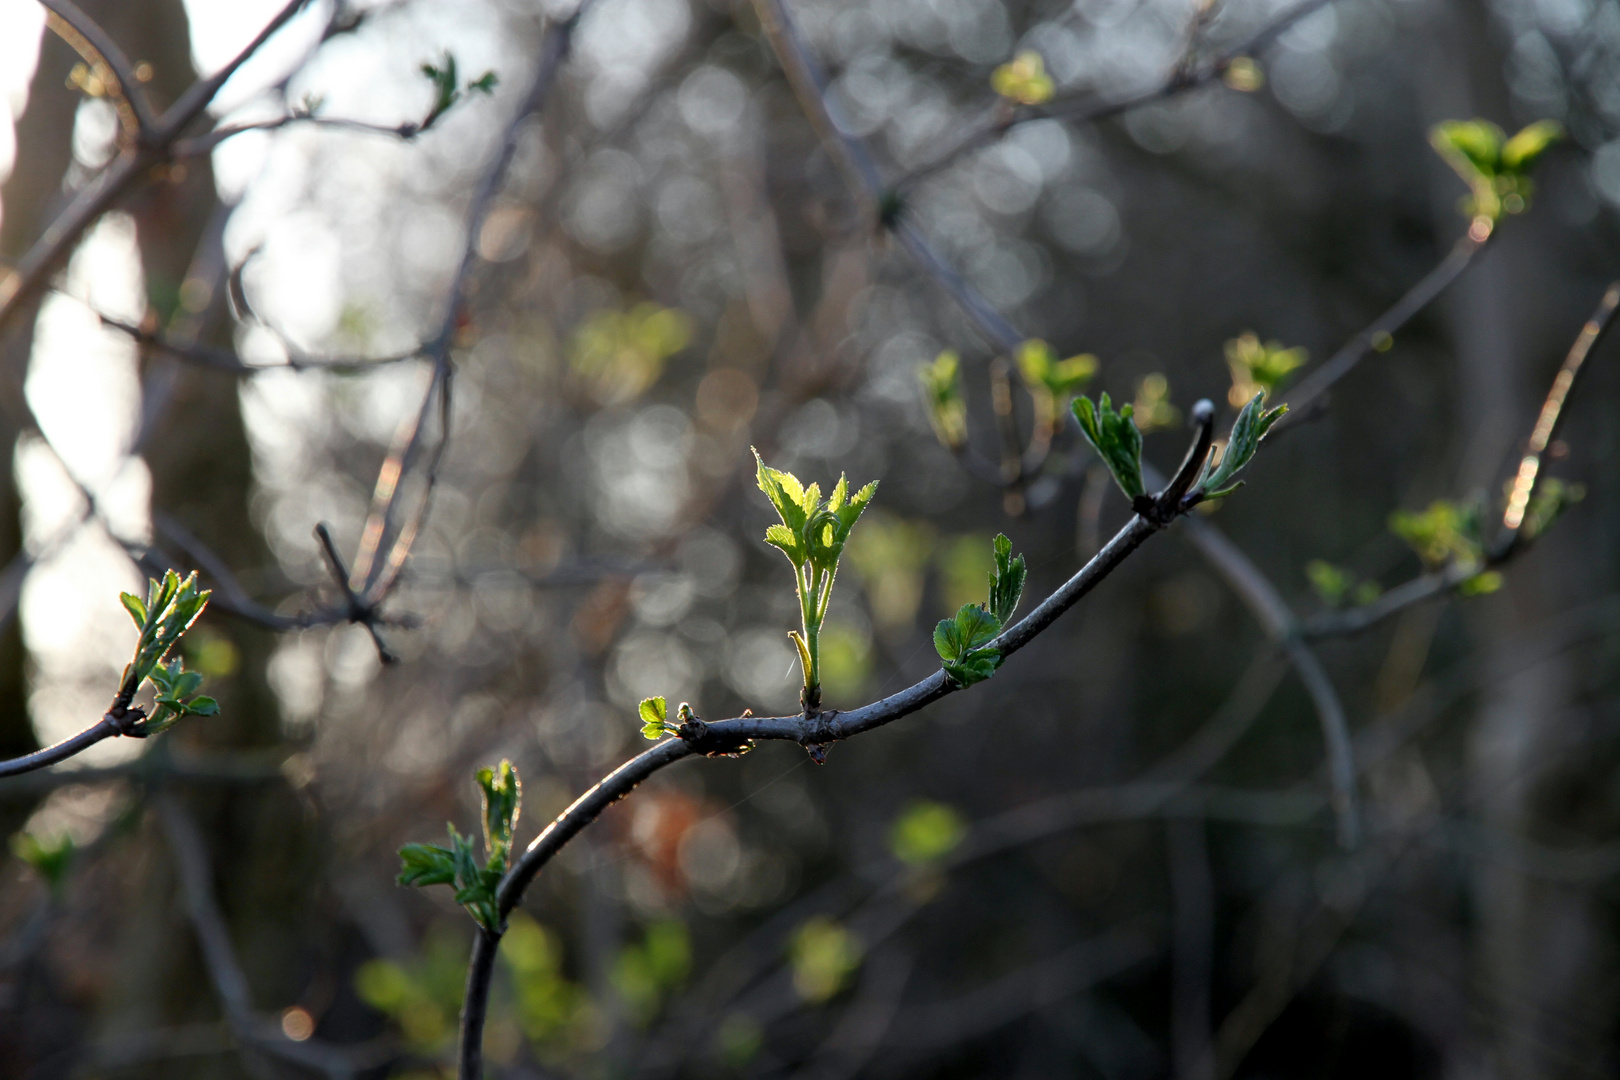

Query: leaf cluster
418 51 499 134
1132 373 1181 433
1430 118 1561 222
1305 560 1382 609
918 351 968 449
397 760 521 930
1193 391 1286 499
118 571 216 735
1225 332 1306 406
933 534 1024 687
755 452 877 707
1389 498 1487 570
990 50 1054 106
638 696 699 741
1015 339 1096 401
1072 393 1144 499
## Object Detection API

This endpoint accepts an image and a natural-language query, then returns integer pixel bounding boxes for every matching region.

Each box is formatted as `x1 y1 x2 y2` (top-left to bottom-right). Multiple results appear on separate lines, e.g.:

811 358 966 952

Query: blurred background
0 0 1618 1075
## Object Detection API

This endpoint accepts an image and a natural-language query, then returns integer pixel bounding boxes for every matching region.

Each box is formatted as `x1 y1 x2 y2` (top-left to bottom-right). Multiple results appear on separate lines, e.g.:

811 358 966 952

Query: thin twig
891 0 1337 192
0 0 312 334
158 794 376 1079
95 307 425 372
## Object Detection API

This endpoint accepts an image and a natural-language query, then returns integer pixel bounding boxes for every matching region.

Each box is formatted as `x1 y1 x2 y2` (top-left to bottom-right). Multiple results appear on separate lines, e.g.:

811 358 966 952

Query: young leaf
397 839 458 887
11 832 74 892
1016 339 1096 399
119 592 146 629
477 760 521 874
1225 332 1306 406
990 50 1054 106
987 534 1026 626
639 696 672 740
919 351 968 449
933 604 1003 687
1499 119 1562 174
1072 393 1145 499
1195 391 1286 499
467 70 499 96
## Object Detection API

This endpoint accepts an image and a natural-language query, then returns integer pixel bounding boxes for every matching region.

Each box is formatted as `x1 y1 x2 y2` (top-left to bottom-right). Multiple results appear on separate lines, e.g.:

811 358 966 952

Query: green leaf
476 760 521 874
1072 393 1145 500
11 831 74 892
919 351 967 448
184 696 219 717
639 696 671 739
1305 560 1352 607
1390 499 1485 570
1500 119 1562 174
1431 119 1503 179
934 604 1003 687
467 70 499 95
397 841 458 887
1196 391 1286 498
1459 570 1503 596
119 592 146 629
987 534 1026 626
890 800 966 865
1016 339 1095 399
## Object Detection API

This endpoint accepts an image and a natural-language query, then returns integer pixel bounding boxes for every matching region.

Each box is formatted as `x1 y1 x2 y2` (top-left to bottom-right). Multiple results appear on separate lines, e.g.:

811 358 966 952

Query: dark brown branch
0 0 311 336
315 523 397 663
38 0 159 138
0 717 120 779
95 307 425 372
891 0 1337 192
460 417 1224 1075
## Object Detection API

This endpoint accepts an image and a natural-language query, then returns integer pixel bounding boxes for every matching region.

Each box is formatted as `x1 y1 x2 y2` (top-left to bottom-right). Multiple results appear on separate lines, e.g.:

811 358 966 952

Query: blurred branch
0 0 312 334
344 3 594 616
0 746 292 798
786 950 914 1080
37 0 159 139
1169 818 1216 1080
893 0 1337 191
881 927 1158 1050
1301 281 1620 638
1276 230 1492 426
93 306 426 372
157 794 386 1079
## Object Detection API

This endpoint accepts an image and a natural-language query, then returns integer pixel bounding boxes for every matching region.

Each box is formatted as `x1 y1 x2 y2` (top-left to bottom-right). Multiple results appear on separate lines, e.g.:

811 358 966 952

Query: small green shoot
1305 560 1382 609
1389 499 1486 571
1225 332 1306 406
919 351 968 449
11 832 74 893
1192 391 1286 499
789 917 863 1002
116 570 216 736
1015 339 1096 401
754 451 877 710
397 760 521 930
417 52 500 134
991 51 1054 106
889 801 966 865
1072 393 1144 500
1430 118 1562 223
932 534 1025 687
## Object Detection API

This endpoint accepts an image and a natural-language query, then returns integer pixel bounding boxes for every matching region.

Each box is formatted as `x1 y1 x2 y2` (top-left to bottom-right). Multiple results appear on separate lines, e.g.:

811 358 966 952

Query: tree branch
38 0 159 138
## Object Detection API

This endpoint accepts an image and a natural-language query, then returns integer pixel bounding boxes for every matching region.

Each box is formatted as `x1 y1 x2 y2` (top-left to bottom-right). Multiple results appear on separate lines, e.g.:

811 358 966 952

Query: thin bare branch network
157 794 392 1079
0 0 313 333
1301 281 1619 638
892 0 1337 191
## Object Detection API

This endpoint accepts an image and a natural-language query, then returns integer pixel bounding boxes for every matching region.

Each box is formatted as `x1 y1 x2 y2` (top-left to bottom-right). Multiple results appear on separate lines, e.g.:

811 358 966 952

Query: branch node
676 715 754 757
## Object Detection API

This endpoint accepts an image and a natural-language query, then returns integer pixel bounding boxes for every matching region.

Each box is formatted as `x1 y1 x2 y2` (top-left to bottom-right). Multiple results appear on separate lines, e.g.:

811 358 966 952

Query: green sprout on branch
115 570 217 736
933 534 1025 688
1430 118 1561 224
1192 391 1287 500
991 51 1054 106
417 52 499 134
1224 332 1306 407
1016 339 1097 432
1072 393 1145 500
754 451 877 711
397 760 520 930
918 350 968 450
639 696 699 741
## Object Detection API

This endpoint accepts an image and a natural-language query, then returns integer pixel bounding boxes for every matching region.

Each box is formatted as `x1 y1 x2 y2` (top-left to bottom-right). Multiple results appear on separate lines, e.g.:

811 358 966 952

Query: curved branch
0 717 119 779
38 0 159 138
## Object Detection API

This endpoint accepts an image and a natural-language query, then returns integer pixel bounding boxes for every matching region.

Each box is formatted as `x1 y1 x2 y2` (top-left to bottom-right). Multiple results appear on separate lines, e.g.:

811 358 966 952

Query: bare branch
893 0 1337 191
1303 281 1620 638
158 794 378 1079
0 717 120 779
38 0 159 138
